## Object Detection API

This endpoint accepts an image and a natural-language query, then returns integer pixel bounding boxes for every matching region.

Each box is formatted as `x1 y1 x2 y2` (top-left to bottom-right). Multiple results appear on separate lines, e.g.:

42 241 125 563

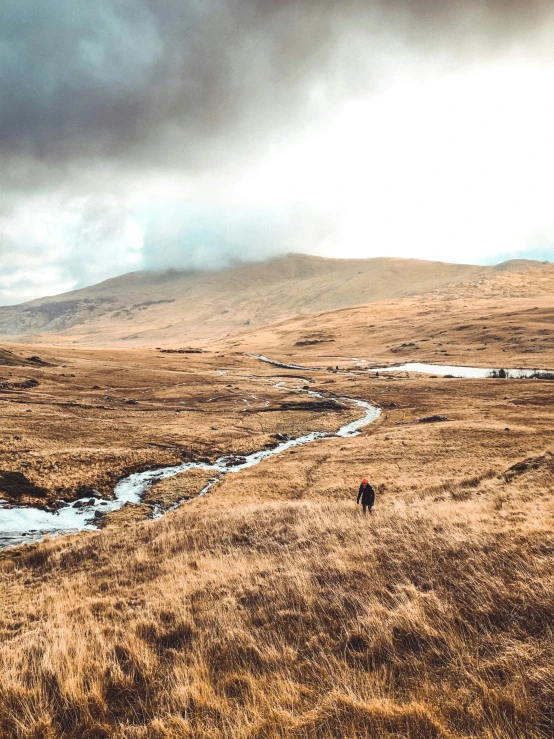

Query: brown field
1 261 554 738
0 346 360 508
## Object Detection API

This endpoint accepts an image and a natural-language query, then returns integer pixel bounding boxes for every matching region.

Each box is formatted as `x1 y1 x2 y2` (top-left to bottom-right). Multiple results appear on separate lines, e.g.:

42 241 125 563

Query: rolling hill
0 254 498 346
229 258 554 368
0 254 549 346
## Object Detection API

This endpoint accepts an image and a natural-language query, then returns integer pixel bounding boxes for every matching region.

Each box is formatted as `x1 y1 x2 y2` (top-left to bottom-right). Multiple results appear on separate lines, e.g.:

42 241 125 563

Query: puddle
364 362 553 378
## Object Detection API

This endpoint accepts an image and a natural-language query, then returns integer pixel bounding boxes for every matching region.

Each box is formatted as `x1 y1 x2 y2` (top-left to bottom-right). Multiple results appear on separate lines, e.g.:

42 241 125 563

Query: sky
2 0 554 305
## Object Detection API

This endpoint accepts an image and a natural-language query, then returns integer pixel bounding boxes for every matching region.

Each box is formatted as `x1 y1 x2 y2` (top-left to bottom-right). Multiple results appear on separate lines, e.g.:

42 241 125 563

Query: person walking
357 477 375 514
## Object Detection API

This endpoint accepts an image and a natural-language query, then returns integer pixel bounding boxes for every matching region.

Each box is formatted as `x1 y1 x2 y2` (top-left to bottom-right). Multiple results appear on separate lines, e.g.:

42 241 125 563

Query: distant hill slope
230 259 554 368
0 254 545 346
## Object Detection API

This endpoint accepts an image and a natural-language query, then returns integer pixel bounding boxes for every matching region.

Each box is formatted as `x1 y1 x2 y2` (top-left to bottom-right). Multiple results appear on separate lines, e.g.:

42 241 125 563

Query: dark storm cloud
2 0 554 174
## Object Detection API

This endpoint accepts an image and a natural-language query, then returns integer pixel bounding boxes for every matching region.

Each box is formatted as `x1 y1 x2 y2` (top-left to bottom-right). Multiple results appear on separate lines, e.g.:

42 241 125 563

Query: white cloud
0 194 143 305
230 60 554 264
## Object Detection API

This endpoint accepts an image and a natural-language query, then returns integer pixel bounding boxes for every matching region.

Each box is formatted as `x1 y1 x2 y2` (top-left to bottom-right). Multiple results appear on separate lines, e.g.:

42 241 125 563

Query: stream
3 353 550 550
0 381 380 550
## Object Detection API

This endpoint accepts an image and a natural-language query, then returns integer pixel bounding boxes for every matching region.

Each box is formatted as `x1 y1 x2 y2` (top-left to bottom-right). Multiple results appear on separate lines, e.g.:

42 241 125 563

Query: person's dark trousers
362 505 373 514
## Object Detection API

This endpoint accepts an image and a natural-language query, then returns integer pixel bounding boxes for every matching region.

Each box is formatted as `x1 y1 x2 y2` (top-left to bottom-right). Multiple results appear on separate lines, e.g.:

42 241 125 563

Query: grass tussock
1 498 554 739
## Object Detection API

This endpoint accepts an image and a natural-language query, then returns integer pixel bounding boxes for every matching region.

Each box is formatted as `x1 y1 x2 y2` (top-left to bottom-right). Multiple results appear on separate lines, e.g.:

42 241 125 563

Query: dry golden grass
1 354 553 737
1 485 553 738
143 469 217 510
0 346 356 507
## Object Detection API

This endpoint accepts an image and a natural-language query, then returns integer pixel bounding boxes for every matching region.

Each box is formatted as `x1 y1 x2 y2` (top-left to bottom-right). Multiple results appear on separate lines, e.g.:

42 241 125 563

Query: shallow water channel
0 382 380 550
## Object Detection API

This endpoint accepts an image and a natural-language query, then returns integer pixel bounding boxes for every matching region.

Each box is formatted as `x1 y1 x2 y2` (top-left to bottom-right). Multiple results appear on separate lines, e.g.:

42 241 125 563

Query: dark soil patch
0 471 49 499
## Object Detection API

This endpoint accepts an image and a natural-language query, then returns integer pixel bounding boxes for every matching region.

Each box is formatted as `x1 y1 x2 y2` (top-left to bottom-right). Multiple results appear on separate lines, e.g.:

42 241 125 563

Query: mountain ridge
0 253 549 346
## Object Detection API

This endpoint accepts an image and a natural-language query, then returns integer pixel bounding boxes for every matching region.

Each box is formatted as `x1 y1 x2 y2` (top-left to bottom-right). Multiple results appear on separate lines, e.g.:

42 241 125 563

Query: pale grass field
1 474 553 739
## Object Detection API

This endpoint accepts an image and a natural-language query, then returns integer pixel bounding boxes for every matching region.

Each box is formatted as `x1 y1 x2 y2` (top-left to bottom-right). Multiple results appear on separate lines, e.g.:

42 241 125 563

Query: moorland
0 255 553 738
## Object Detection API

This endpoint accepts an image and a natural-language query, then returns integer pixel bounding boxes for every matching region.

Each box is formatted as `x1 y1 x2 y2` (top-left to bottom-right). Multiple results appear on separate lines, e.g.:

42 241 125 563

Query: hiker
357 477 375 514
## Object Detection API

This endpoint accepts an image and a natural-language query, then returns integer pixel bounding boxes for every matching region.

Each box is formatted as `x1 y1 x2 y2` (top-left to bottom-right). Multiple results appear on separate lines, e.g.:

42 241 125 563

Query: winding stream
3 353 550 550
0 382 380 550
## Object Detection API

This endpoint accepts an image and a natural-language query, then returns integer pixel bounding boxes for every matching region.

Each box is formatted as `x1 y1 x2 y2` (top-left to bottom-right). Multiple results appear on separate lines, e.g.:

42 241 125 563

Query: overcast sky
2 0 554 305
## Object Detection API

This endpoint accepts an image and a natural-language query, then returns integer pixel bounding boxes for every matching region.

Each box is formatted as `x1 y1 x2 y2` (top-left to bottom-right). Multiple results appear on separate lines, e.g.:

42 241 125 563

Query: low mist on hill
0 254 552 347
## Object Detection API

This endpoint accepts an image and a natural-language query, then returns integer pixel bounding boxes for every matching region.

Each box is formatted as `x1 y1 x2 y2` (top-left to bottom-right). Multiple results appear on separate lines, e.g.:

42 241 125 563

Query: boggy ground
0 345 358 508
0 342 553 737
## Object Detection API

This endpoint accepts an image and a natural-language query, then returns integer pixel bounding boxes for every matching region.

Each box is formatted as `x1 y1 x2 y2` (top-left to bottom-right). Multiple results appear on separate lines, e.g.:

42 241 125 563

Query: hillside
229 259 554 368
0 254 508 346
